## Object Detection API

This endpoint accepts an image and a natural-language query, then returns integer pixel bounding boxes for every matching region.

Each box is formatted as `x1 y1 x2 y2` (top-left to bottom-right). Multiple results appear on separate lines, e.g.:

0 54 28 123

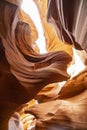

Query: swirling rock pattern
0 1 71 130
47 0 87 51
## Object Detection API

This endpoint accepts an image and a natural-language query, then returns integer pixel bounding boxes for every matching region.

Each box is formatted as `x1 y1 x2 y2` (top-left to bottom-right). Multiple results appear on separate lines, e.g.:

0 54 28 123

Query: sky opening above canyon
21 0 47 54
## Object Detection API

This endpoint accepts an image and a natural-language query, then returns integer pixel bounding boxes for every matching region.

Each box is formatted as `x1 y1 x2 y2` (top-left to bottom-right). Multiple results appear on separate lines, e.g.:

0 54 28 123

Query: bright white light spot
67 48 86 78
58 48 86 88
21 0 47 53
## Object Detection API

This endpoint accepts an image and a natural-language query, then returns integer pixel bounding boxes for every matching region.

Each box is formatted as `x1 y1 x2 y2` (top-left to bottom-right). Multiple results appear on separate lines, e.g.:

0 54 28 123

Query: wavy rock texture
0 0 87 130
24 1 87 130
34 0 73 56
47 0 87 51
58 67 87 99
33 0 73 104
25 95 87 130
18 9 39 48
25 68 87 130
0 1 71 130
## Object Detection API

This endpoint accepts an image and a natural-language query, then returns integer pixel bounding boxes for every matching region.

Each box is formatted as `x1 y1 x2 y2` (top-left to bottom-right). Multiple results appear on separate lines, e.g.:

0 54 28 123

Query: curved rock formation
47 0 87 51
25 68 87 130
0 0 87 130
0 1 71 130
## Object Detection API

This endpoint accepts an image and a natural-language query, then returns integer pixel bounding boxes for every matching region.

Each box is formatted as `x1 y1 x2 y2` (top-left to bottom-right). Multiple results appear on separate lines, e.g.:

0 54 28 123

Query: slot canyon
0 0 87 130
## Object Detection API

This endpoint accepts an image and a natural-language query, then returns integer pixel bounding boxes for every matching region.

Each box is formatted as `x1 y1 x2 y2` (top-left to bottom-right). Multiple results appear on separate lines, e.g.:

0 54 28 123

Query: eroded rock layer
0 0 87 130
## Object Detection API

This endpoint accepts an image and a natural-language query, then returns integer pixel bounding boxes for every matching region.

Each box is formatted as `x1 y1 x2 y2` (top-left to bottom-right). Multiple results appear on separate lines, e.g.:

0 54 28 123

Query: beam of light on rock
21 0 47 54
67 48 86 78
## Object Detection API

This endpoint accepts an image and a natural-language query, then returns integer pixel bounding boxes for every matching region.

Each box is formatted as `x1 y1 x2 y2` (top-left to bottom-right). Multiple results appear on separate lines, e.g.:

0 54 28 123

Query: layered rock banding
0 0 87 130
